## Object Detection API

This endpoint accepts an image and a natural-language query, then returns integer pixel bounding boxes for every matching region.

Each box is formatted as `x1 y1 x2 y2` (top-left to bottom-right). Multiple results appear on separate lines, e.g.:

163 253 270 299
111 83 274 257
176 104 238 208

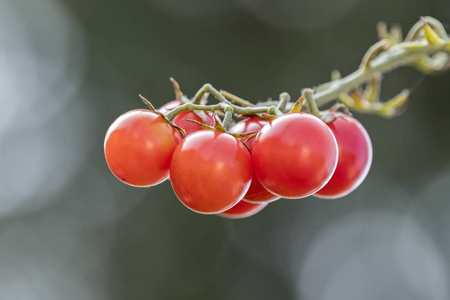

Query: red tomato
170 130 253 214
230 117 280 203
158 100 182 115
219 200 267 219
104 110 182 187
314 116 372 199
252 113 338 199
159 100 214 135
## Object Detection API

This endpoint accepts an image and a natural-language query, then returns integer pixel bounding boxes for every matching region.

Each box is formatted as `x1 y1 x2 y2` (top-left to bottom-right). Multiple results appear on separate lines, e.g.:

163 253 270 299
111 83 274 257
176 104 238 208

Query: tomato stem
304 89 321 118
159 17 449 121
220 90 255 107
256 18 449 117
192 84 231 105
277 92 291 112
165 98 283 122
222 105 234 131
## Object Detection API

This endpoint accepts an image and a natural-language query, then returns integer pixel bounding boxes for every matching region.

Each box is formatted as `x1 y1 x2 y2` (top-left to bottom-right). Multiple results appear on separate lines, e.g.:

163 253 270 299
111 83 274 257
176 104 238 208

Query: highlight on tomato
314 116 372 199
104 109 182 187
159 100 214 135
251 113 338 199
219 200 267 219
230 117 280 203
170 130 253 214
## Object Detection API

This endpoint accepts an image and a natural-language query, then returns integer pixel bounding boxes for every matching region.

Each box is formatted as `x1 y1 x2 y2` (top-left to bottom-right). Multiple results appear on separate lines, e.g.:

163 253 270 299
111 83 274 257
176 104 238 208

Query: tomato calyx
169 77 195 105
169 77 184 100
288 90 307 113
183 114 225 132
284 90 353 124
184 114 259 141
162 77 213 124
260 113 277 122
320 103 353 123
139 94 187 138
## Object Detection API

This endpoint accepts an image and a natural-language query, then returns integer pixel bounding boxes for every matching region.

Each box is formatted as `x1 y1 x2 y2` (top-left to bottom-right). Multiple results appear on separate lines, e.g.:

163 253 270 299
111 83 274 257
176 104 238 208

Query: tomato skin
314 116 372 199
158 100 182 115
252 113 338 199
159 100 214 136
219 200 267 219
104 109 182 187
230 117 280 203
170 131 253 214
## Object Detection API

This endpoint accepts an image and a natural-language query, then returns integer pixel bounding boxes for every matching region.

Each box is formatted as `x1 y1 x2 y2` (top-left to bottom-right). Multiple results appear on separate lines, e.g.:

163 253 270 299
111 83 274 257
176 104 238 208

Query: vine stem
220 90 255 107
314 41 449 106
165 101 282 121
160 17 450 122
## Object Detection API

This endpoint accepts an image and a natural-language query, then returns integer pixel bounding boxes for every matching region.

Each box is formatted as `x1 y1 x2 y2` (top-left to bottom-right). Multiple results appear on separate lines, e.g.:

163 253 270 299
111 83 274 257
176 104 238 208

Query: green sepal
140 94 186 138
183 119 215 131
229 131 259 139
213 114 227 132
289 91 307 113
170 77 184 100
139 94 157 112
320 103 352 123
260 113 277 122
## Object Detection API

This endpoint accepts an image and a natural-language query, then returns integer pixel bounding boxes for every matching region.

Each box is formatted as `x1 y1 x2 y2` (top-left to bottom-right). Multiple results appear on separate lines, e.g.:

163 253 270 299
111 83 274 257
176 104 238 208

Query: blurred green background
1 0 449 299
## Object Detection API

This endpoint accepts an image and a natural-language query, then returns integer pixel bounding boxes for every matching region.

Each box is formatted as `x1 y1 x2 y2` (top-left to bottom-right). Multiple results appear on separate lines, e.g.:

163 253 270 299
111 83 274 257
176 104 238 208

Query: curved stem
193 84 231 105
277 92 291 112
360 39 390 69
162 17 449 120
314 42 449 106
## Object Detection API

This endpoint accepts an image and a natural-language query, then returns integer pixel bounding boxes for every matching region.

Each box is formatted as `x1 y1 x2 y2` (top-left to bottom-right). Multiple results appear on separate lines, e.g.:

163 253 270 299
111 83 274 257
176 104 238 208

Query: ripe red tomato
104 110 182 187
170 130 253 214
219 200 267 219
252 113 338 199
314 116 372 199
230 117 280 203
159 100 214 135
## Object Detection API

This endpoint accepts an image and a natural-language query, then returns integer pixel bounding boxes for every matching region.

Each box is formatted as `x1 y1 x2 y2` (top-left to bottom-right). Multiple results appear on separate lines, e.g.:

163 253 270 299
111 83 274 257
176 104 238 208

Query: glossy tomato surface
252 113 338 199
315 116 372 199
170 130 253 214
159 100 214 135
230 117 279 203
104 110 182 187
219 200 267 219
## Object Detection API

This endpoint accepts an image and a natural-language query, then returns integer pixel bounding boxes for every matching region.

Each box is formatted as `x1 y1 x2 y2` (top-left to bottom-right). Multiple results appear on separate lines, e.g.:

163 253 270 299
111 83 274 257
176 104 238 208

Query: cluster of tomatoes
104 99 372 219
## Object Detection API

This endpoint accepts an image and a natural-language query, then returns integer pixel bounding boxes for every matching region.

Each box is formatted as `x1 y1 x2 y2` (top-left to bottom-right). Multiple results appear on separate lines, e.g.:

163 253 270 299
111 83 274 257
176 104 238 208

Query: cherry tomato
219 200 267 219
314 116 372 199
104 109 182 187
230 117 280 203
159 100 214 135
252 113 338 199
170 130 253 214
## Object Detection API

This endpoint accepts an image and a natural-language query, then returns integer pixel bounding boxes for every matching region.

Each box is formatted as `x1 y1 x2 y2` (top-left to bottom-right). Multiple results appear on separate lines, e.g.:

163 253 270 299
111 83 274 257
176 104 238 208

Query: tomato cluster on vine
104 98 372 219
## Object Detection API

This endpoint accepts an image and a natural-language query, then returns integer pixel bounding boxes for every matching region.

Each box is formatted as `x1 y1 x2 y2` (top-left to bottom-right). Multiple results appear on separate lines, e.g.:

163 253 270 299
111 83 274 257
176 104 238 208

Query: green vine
155 17 450 122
